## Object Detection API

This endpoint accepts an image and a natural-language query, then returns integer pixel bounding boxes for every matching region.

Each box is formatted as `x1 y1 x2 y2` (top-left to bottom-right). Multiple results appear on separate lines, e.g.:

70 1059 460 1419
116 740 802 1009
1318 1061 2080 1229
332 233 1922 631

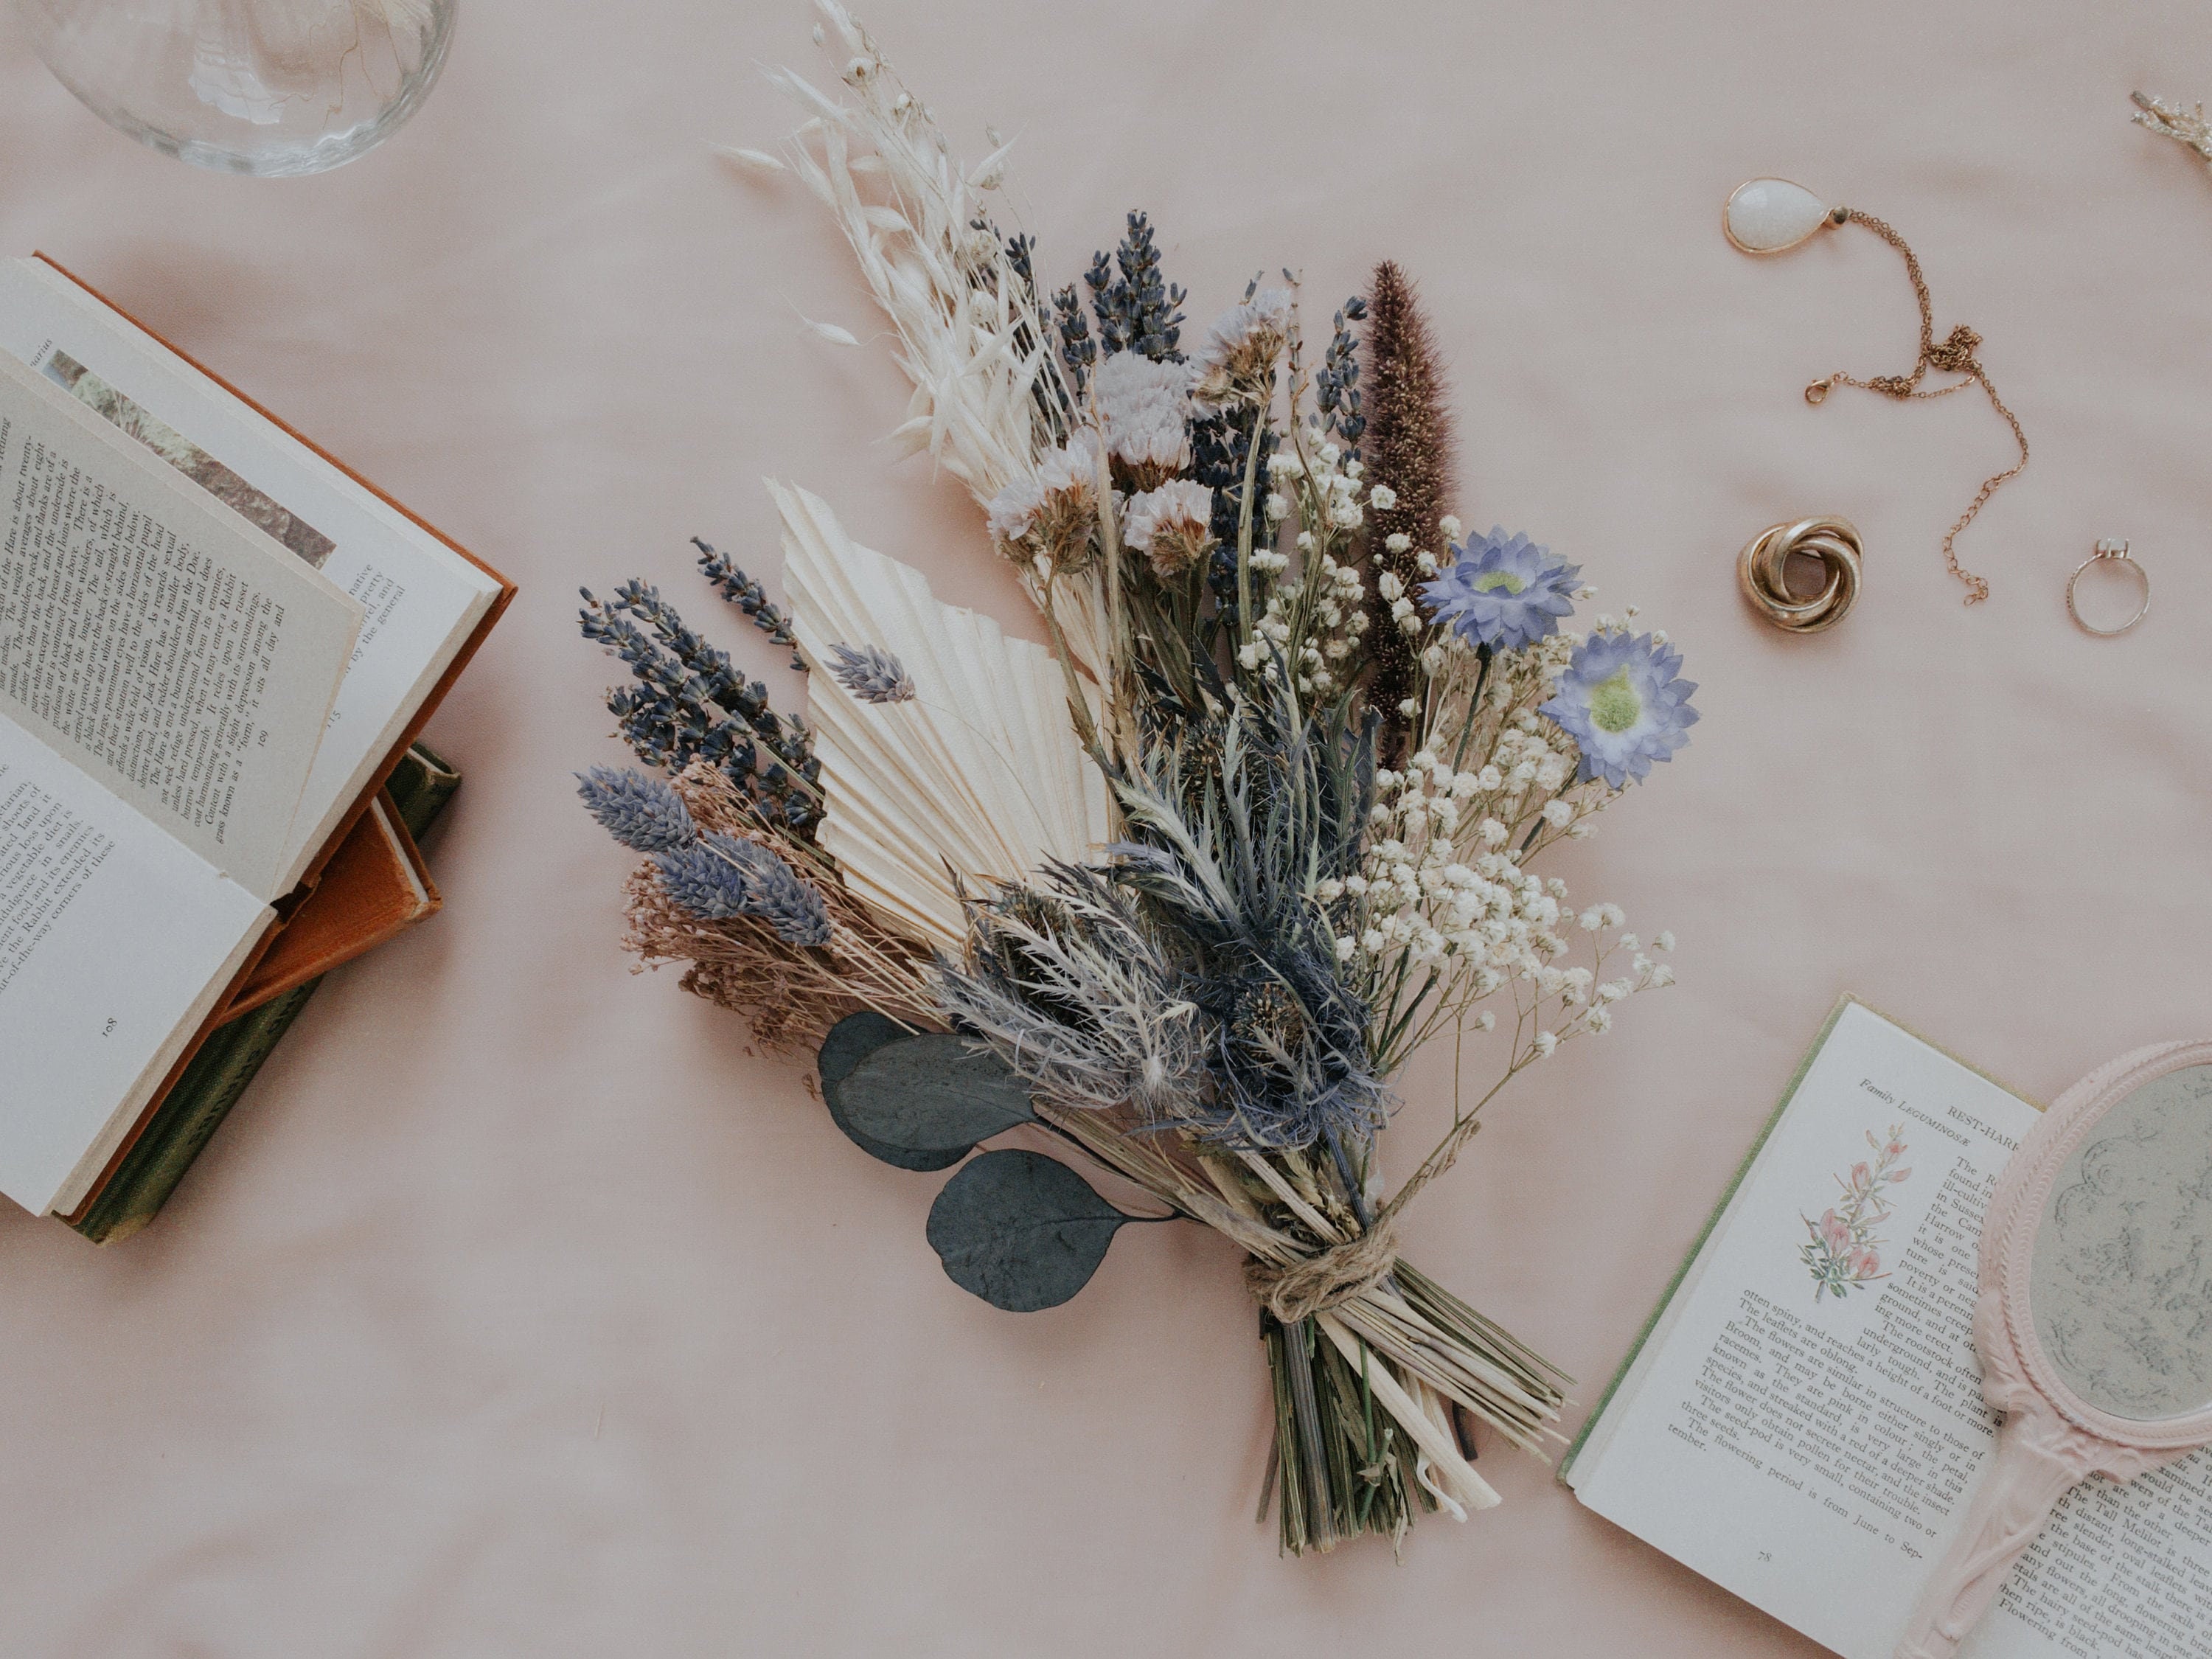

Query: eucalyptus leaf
926 1150 1131 1312
837 1032 1036 1152
817 1012 967 1172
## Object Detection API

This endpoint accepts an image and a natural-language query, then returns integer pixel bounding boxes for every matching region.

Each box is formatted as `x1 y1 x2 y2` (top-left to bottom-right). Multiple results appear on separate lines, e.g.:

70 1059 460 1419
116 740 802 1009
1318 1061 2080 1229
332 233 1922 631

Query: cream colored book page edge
0 354 361 902
44 909 269 1217
0 714 271 1215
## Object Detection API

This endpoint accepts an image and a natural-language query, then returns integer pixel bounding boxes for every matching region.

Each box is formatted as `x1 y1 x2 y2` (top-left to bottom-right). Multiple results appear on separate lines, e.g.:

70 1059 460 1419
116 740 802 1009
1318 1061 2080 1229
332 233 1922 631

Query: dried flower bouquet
577 2 1696 1554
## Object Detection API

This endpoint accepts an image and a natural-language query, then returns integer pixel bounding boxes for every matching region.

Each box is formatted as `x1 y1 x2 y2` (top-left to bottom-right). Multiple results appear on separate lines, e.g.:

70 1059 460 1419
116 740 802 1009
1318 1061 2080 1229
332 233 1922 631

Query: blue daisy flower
1541 631 1699 789
1420 527 1580 652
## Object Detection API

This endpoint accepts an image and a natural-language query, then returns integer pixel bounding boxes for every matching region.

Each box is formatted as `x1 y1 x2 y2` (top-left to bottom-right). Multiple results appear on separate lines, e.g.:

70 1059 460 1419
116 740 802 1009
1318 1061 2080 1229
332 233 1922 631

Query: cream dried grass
761 1 1111 683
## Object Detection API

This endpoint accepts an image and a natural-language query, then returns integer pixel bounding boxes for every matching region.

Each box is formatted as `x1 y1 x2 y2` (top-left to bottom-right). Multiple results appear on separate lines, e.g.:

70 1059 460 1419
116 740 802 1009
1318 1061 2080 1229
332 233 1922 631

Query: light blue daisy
1421 527 1580 653
1541 631 1699 788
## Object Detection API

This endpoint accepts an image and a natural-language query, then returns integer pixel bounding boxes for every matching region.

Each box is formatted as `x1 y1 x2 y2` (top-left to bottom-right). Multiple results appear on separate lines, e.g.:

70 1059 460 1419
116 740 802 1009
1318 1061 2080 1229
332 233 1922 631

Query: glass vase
15 0 458 177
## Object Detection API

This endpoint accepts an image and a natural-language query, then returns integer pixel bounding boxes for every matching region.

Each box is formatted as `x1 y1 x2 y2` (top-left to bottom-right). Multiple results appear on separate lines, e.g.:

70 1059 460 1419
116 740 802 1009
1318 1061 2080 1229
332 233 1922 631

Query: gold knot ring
1738 516 1863 633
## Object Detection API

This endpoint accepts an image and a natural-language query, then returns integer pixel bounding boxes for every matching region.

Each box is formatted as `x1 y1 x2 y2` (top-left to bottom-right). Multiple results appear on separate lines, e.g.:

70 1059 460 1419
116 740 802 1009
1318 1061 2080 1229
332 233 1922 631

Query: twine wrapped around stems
1245 1222 1400 1325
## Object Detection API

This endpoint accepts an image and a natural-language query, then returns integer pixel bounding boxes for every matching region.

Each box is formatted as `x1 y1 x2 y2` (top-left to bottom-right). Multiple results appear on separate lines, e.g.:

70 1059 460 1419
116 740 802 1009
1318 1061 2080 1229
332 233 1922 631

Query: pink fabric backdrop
3 2 2210 1653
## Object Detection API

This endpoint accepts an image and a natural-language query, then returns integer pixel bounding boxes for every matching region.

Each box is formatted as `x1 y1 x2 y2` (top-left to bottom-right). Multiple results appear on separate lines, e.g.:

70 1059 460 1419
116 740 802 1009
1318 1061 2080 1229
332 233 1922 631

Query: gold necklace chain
1803 208 2028 605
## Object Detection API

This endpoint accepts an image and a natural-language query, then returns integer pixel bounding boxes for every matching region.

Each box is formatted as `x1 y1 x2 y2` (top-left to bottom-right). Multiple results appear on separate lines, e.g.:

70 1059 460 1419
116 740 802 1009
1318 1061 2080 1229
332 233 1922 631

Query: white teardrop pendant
1724 178 1834 254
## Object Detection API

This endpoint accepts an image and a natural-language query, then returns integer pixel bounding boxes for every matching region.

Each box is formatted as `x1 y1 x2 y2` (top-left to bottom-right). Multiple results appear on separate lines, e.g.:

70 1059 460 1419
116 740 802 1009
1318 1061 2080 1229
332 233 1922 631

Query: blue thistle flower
826 642 915 705
1540 631 1699 789
575 766 697 852
653 833 832 947
1422 527 1580 652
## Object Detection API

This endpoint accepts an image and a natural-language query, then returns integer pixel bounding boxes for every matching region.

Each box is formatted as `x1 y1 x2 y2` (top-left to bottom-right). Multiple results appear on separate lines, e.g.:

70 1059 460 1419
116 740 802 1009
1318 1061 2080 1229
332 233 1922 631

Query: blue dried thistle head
826 642 915 706
653 832 832 947
575 766 697 853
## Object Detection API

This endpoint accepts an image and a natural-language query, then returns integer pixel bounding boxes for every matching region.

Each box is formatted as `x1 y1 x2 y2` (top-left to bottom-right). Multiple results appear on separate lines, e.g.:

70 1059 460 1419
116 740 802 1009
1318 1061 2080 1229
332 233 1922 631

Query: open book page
1566 1001 2212 1659
0 259 503 889
0 714 269 1215
0 352 360 902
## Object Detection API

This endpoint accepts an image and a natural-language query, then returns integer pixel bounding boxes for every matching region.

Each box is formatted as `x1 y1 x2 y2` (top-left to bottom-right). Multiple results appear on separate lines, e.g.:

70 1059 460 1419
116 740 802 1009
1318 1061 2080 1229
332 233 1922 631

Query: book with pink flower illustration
1563 998 2212 1658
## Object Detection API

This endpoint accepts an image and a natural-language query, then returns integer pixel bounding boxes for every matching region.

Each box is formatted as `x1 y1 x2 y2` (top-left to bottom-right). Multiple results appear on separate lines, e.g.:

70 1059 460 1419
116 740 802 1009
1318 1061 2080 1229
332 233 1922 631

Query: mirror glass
2031 1064 2212 1419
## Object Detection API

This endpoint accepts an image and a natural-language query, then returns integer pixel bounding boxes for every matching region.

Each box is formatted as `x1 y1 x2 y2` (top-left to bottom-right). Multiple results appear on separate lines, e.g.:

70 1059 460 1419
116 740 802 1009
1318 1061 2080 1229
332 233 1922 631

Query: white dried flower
1121 480 1217 578
1368 484 1399 511
1439 514 1462 542
1192 288 1292 408
987 429 1105 572
1092 354 1197 479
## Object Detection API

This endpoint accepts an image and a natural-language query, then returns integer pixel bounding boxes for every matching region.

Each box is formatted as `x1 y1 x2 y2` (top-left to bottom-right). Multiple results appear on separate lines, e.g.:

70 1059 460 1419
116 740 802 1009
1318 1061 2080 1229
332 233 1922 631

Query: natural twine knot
1927 324 1982 374
1245 1222 1401 1326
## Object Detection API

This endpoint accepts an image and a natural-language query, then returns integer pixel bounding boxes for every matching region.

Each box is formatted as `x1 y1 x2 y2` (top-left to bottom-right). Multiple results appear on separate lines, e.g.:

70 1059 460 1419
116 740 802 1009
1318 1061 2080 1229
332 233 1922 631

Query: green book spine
69 743 462 1244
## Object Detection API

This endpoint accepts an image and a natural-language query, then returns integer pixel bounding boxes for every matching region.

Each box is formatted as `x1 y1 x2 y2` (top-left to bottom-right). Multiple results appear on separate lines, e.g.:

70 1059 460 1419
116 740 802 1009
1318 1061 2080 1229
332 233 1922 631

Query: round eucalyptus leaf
818 1012 967 1172
838 1032 1036 1152
925 1149 1130 1312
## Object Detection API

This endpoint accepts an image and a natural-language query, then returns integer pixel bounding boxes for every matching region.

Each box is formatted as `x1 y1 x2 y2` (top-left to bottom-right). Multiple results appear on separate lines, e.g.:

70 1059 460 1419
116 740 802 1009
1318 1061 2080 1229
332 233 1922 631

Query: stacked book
0 255 512 1239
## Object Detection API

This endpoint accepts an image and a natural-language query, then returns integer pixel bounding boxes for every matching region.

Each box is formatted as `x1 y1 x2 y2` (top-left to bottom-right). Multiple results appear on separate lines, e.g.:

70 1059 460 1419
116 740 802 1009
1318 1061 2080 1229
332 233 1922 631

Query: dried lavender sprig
825 641 915 704
1314 295 1367 452
1086 211 1186 361
654 831 832 947
580 579 822 835
1051 282 1096 398
576 766 697 852
692 537 804 670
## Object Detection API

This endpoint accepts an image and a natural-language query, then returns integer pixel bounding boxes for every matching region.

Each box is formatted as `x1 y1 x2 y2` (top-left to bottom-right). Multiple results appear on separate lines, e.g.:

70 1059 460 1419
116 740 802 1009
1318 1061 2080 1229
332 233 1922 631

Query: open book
0 256 507 1219
1564 1000 2212 1658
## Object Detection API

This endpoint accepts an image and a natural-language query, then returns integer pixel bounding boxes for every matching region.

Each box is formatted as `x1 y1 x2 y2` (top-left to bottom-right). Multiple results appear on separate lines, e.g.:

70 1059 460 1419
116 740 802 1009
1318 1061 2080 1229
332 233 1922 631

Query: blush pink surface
2 3 2209 1655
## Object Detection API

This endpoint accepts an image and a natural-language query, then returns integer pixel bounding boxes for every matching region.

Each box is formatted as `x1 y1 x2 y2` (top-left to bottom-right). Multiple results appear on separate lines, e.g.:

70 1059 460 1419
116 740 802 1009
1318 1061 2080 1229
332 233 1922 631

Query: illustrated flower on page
1541 630 1700 789
1801 1124 1908 1301
1422 528 1579 653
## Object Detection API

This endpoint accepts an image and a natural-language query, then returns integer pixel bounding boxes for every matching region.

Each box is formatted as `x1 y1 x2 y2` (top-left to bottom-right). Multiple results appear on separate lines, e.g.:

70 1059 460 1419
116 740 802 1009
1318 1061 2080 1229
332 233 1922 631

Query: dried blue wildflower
826 641 915 705
1422 528 1581 653
575 766 696 853
653 832 832 947
1541 631 1700 789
